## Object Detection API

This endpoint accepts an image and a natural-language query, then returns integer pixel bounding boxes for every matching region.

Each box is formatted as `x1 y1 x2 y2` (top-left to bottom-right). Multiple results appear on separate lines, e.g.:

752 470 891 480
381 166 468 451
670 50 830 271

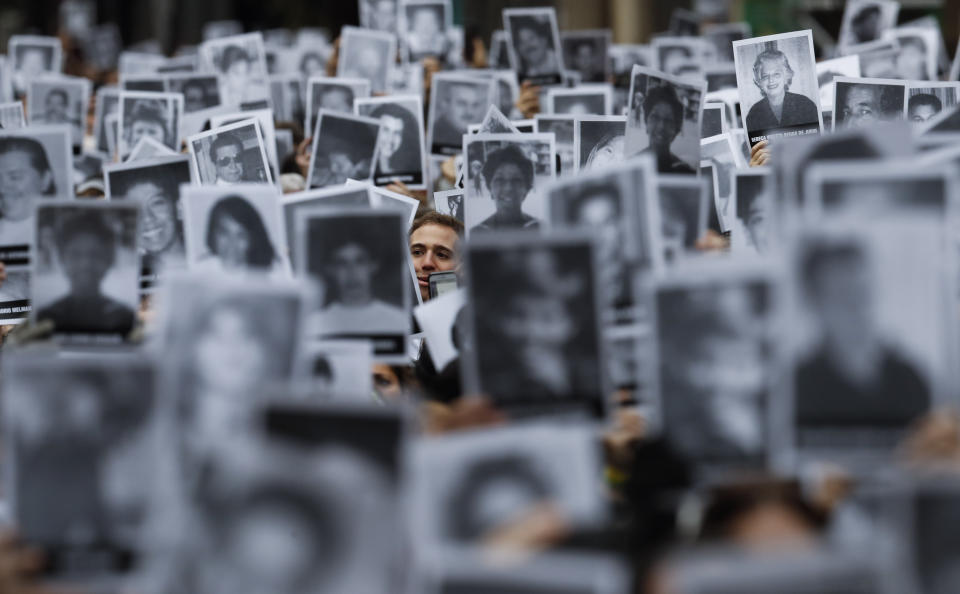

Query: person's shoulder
36 295 71 319
100 296 135 320
745 98 769 120
787 92 819 111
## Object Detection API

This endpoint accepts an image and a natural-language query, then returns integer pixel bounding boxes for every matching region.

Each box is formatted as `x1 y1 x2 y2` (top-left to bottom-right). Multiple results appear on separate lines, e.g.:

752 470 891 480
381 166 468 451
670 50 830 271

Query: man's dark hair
0 136 56 195
481 144 534 191
180 78 209 100
513 16 553 46
909 92 942 114
411 211 464 237
644 84 684 126
221 45 251 72
56 211 116 266
211 132 244 162
206 195 276 267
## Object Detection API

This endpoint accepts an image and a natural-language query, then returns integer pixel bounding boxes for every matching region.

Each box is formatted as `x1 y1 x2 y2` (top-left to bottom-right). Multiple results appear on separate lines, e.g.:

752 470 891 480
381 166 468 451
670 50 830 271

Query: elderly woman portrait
473 144 540 232
196 195 284 276
745 49 819 133
0 136 57 246
639 85 695 175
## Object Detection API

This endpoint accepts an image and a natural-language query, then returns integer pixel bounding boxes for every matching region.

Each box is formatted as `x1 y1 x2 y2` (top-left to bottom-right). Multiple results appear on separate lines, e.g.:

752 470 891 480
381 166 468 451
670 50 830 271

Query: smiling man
409 211 463 302
210 132 246 185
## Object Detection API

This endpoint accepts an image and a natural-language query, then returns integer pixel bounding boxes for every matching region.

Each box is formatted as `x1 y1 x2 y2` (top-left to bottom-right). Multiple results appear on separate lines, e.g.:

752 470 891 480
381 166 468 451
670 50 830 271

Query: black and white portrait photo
306 110 381 189
816 55 861 113
281 186 373 267
93 86 119 154
732 170 771 255
546 85 612 116
356 95 426 188
158 275 306 450
411 424 603 549
209 111 280 184
306 76 370 134
428 74 494 155
655 271 775 466
26 76 89 147
575 115 626 172
297 209 409 360
503 8 565 87
182 185 288 278
0 127 73 261
103 155 193 287
0 101 26 130
199 32 271 109
168 74 222 113
462 133 555 234
702 103 725 138
883 26 938 81
188 120 274 186
546 162 653 325
117 90 183 158
656 176 706 264
832 77 906 131
402 0 451 61
653 37 709 77
300 340 374 399
489 30 514 70
8 35 63 99
626 66 704 174
3 354 159 578
337 26 396 95
270 74 306 131
560 30 611 84
433 189 464 222
126 135 176 161
359 0 398 34
535 114 575 173
32 202 139 344
463 234 607 417
838 0 899 48
733 30 823 147
906 82 959 125
790 225 947 453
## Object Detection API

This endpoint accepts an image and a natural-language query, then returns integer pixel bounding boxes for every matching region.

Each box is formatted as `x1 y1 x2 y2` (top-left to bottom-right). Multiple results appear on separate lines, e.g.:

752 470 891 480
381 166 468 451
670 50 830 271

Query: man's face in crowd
410 223 459 301
329 242 376 305
379 114 404 158
0 150 51 219
909 101 939 123
62 232 111 296
214 143 244 182
647 101 681 154
757 59 786 102
130 119 165 149
446 85 483 133
45 92 67 121
517 27 548 66
841 85 882 128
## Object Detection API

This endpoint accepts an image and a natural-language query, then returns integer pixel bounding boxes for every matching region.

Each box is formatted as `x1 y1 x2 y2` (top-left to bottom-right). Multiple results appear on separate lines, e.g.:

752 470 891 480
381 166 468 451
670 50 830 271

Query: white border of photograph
355 93 428 190
545 84 613 116
0 100 26 129
116 89 184 158
186 118 275 186
305 76 371 138
501 7 566 87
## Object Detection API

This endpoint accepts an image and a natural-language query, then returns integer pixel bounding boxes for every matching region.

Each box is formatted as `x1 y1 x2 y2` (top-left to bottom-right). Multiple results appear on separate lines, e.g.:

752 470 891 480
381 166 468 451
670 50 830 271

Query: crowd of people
0 0 959 592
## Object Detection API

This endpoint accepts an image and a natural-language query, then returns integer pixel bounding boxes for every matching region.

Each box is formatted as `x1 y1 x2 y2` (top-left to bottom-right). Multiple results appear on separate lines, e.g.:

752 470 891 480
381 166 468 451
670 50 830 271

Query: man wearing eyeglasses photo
210 132 246 186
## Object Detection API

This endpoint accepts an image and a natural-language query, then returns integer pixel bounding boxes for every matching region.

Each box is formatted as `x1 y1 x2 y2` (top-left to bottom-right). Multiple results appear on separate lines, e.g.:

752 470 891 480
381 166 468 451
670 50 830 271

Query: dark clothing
640 147 695 175
473 212 540 233
795 347 931 427
37 293 136 335
746 92 820 132
432 115 466 150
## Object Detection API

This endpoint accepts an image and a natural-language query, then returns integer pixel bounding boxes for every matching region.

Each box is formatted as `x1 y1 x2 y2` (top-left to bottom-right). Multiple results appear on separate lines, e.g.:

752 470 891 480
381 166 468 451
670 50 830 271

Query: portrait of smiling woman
473 144 540 233
0 135 57 247
188 192 287 278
